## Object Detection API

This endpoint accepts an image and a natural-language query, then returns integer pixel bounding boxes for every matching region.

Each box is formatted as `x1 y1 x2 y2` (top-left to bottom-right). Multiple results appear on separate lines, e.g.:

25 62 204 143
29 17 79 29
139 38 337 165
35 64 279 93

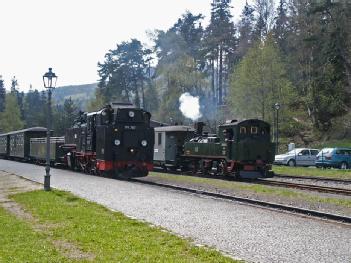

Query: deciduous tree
0 93 24 132
229 35 295 126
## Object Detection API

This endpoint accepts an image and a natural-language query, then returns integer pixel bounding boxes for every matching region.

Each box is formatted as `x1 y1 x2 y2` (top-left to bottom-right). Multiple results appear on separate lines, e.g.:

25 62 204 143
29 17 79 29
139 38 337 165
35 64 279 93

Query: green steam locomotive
154 119 275 179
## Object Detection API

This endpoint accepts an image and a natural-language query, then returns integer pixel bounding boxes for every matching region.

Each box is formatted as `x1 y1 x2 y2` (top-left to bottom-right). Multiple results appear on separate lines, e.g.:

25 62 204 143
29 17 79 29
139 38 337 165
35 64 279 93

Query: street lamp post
274 102 280 154
43 68 57 191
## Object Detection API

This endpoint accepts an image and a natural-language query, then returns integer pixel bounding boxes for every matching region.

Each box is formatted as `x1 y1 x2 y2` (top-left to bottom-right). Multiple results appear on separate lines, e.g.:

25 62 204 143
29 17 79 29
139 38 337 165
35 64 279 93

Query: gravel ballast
142 173 351 217
1 159 351 263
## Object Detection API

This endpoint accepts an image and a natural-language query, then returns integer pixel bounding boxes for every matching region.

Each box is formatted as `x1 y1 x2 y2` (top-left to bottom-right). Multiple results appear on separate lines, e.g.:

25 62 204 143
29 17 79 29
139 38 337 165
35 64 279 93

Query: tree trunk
211 59 216 105
339 48 351 93
134 79 140 108
218 45 223 105
141 78 145 110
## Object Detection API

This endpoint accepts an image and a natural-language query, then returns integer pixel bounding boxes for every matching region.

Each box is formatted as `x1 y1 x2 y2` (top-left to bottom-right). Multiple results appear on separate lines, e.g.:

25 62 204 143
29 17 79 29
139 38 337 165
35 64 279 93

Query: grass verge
149 172 351 209
7 190 238 263
273 165 351 180
0 206 68 262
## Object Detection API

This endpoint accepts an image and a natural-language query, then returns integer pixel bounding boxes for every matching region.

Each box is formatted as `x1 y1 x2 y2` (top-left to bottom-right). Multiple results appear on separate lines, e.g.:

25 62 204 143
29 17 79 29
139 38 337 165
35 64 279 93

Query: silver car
274 148 320 167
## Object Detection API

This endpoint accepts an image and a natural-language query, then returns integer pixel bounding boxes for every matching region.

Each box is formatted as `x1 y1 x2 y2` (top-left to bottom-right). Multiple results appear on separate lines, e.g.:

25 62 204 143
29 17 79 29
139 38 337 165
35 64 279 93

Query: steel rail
129 178 351 225
275 174 351 184
256 179 351 196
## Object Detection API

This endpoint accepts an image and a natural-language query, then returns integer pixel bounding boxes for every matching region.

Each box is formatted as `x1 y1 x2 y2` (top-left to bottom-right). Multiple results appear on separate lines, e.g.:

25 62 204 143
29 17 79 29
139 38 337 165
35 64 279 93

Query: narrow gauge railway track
129 178 351 225
154 168 351 195
257 179 351 196
155 168 351 184
275 174 351 184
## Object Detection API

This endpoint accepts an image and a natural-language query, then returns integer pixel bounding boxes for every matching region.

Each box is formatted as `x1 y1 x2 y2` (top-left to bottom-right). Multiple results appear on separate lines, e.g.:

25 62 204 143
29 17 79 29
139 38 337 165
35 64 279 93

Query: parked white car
274 148 320 167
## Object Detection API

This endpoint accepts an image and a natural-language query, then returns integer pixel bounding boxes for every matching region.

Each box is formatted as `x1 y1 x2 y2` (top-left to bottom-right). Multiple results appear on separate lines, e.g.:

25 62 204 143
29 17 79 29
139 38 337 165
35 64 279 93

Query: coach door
165 133 177 162
154 132 165 162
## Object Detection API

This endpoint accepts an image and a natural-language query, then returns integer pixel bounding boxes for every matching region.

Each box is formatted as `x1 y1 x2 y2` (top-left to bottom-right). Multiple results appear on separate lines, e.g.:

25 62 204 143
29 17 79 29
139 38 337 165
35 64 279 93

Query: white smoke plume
179 92 202 121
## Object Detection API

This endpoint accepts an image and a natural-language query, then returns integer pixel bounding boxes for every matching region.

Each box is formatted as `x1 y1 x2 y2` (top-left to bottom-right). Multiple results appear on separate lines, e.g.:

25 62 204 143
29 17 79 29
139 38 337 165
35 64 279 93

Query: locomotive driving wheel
191 160 199 175
218 160 228 176
201 160 212 175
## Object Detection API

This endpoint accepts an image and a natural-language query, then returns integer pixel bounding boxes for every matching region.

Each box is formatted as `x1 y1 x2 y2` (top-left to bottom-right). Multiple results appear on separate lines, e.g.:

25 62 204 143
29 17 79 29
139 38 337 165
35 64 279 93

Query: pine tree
63 98 78 128
288 0 350 130
10 76 18 93
253 0 275 41
204 0 237 106
23 89 46 127
87 89 106 112
171 11 205 67
9 76 24 118
53 97 78 135
0 75 5 112
237 1 256 59
273 0 290 54
97 39 150 107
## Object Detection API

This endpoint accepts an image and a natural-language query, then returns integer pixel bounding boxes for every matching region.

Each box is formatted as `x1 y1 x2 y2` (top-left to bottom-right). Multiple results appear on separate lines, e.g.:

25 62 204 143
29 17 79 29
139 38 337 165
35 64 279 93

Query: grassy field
272 165 351 179
1 190 238 263
0 206 68 262
149 172 351 208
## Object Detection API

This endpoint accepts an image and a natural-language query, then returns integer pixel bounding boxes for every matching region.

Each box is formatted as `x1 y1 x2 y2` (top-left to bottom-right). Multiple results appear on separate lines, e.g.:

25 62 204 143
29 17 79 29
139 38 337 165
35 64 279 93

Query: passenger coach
0 127 47 160
153 125 195 170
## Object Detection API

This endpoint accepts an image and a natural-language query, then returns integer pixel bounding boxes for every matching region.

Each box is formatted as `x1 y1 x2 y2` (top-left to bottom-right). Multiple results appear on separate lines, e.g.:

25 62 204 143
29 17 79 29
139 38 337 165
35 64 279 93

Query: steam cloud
179 92 202 121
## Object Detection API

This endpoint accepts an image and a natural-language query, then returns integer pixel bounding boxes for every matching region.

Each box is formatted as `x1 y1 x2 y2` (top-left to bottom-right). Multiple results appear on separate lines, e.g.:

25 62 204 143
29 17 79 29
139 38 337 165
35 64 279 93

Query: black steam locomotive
0 103 154 178
63 103 154 177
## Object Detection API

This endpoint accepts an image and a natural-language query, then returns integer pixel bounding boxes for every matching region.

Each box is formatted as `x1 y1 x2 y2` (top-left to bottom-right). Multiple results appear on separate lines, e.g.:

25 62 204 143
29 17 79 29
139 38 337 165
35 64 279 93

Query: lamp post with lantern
274 102 280 154
43 68 57 191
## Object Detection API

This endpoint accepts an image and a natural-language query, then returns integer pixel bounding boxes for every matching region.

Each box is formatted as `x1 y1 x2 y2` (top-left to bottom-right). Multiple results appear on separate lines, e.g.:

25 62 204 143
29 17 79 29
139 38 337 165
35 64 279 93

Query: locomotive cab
226 119 275 178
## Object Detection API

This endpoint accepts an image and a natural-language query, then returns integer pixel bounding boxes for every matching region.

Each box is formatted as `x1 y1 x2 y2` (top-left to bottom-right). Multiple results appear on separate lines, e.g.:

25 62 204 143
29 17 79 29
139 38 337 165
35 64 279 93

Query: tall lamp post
274 102 280 154
43 68 57 191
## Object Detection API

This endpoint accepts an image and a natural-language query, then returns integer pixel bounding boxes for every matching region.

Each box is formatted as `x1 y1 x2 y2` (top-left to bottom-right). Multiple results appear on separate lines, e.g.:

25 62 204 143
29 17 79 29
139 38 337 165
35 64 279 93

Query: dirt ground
0 170 42 204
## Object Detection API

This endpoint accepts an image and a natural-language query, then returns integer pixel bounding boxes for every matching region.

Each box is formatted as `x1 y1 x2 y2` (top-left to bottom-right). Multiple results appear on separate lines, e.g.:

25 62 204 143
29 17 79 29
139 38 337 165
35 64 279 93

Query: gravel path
1 159 351 263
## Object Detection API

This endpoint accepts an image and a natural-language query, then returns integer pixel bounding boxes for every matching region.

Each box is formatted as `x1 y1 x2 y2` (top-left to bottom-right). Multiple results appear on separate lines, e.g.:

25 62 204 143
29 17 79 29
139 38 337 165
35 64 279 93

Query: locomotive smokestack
194 122 205 136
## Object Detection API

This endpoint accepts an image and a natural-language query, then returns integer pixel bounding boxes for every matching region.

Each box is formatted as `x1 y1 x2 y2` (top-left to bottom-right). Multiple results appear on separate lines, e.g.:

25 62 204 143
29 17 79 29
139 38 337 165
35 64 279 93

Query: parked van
315 148 351 169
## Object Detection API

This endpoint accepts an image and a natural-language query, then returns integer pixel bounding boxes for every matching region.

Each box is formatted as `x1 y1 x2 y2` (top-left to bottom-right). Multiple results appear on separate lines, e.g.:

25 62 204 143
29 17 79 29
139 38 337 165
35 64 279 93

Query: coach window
223 128 233 141
158 133 162 145
240 127 246 134
144 112 151 125
251 126 258 134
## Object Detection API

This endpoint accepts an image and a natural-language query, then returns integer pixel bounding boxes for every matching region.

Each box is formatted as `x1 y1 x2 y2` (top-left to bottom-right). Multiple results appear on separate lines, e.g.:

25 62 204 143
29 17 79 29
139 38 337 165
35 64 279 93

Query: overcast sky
0 0 247 92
